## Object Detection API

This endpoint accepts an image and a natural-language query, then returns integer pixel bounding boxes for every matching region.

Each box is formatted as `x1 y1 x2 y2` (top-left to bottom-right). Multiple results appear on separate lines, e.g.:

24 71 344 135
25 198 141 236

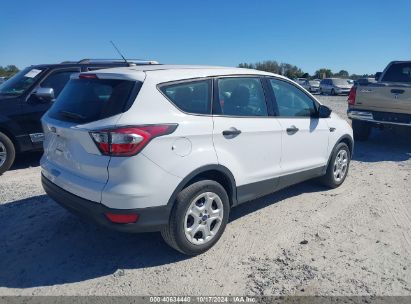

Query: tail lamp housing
90 124 178 156
348 87 357 106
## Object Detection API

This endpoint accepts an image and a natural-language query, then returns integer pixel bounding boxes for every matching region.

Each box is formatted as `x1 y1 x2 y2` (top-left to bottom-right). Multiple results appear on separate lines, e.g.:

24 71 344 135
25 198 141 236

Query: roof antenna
110 41 129 64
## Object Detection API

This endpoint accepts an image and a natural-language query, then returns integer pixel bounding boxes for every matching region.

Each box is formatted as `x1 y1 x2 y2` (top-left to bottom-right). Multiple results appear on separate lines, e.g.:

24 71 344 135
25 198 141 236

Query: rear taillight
348 87 357 106
79 73 98 79
90 124 178 156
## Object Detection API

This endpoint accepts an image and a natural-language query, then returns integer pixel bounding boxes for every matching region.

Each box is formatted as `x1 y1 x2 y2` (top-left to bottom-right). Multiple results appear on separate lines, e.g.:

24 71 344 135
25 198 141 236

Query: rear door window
382 62 411 83
215 77 268 117
159 79 212 114
48 78 140 123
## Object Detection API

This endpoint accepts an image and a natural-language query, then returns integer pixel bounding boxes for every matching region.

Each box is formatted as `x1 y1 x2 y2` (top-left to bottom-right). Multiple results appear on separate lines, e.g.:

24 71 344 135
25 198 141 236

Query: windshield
309 81 320 86
332 79 350 86
0 67 46 97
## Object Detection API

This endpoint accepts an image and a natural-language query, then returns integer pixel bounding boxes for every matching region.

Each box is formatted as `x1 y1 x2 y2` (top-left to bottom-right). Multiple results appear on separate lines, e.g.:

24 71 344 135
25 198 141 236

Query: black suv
0 59 158 174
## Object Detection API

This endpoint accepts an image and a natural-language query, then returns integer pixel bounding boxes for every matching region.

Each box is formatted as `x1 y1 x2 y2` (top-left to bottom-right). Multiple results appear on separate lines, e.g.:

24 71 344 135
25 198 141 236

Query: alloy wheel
0 141 7 168
184 192 224 245
333 149 348 182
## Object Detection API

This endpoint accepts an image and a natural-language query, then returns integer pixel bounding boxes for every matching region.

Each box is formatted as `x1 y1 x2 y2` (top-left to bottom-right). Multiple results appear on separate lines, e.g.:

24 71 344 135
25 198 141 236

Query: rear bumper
335 89 351 95
42 174 171 233
348 109 411 127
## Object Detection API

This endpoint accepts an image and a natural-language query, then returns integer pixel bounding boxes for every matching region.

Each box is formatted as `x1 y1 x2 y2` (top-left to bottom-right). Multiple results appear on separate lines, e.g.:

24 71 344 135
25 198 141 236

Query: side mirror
375 72 382 81
35 87 55 102
318 104 332 118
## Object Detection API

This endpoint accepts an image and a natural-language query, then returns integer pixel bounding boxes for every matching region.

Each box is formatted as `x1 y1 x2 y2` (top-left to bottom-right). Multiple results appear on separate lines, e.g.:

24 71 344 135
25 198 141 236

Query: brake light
348 87 357 106
105 213 139 224
90 124 178 156
79 73 98 79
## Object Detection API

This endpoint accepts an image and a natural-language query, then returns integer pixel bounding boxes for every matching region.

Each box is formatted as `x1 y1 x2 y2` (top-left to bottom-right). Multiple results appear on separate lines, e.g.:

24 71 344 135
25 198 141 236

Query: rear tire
320 142 351 188
161 180 230 255
0 132 16 175
352 120 371 141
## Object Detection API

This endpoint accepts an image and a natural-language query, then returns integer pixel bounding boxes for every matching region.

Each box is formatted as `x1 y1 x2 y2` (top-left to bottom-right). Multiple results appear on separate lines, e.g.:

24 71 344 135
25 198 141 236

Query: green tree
238 60 304 78
315 68 333 79
0 65 19 78
334 70 349 78
302 72 310 79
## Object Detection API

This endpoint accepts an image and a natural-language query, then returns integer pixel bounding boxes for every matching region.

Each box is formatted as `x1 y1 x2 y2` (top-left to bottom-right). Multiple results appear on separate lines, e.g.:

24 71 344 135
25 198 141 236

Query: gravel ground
0 95 410 296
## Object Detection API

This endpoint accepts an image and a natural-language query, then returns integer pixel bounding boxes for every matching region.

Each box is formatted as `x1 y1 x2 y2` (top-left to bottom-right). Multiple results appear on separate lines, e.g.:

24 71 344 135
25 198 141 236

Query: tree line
238 60 374 80
0 65 20 78
0 61 374 80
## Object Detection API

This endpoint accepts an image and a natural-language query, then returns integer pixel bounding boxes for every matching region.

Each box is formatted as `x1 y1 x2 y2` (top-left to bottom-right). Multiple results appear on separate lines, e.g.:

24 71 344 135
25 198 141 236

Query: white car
301 79 320 93
294 78 307 85
41 65 353 255
320 78 353 95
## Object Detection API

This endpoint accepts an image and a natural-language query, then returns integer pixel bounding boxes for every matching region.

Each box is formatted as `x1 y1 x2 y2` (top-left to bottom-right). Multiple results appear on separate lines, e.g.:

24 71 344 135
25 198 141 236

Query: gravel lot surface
0 95 410 296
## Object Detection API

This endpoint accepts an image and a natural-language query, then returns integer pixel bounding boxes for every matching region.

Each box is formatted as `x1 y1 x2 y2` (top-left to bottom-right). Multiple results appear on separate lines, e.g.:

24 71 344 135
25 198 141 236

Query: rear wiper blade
0 92 19 96
58 110 86 121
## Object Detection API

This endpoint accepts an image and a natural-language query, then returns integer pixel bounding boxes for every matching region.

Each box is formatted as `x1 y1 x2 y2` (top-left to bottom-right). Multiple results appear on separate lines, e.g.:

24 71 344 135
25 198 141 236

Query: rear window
332 79 349 85
382 63 411 83
48 78 139 123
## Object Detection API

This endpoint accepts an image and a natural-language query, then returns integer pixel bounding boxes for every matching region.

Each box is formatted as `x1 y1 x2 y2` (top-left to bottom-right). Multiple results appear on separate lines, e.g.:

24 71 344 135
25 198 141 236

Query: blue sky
1 0 410 75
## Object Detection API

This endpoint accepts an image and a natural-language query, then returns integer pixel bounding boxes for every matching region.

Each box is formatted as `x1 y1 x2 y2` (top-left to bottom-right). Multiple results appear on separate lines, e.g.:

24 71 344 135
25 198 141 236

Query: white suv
41 65 353 255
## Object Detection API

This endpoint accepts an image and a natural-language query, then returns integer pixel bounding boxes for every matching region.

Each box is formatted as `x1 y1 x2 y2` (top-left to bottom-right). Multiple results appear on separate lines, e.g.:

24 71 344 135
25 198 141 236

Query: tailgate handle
391 89 405 94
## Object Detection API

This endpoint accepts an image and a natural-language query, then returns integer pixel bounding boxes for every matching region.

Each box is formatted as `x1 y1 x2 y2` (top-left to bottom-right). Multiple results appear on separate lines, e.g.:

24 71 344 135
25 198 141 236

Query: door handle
286 125 299 135
391 89 404 94
222 127 241 137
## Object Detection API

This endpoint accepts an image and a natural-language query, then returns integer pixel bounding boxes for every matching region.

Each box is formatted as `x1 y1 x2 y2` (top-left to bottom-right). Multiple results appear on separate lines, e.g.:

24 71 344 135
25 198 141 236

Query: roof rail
77 59 159 65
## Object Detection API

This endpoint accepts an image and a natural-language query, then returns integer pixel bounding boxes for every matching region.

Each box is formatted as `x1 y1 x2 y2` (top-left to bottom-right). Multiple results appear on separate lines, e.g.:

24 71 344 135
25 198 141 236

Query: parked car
0 59 159 174
302 79 320 93
294 78 307 85
320 78 353 95
41 65 353 255
0 77 6 85
353 78 376 86
348 61 411 141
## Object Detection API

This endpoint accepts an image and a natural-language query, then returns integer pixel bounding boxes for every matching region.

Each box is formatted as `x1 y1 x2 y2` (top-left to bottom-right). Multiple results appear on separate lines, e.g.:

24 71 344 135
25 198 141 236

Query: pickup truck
347 61 411 141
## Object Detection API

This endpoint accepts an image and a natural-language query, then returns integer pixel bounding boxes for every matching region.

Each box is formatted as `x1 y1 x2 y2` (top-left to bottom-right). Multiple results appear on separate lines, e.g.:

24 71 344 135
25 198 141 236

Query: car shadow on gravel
353 129 411 163
9 151 43 171
0 195 188 288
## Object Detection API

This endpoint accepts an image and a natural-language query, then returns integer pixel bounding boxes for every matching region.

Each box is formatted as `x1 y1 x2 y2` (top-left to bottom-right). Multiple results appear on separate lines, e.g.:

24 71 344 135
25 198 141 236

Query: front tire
331 89 336 96
352 120 371 141
0 132 16 175
320 142 351 188
161 180 230 255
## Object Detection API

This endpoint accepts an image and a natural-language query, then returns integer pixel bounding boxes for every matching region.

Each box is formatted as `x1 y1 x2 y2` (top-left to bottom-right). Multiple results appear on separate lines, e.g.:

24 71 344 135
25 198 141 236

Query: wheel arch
326 134 354 172
167 165 238 209
0 124 18 152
